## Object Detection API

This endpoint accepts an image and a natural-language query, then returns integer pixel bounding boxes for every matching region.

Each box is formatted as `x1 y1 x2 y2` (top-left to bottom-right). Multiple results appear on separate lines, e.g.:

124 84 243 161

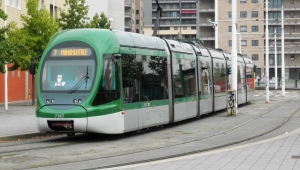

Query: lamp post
109 18 113 29
207 18 218 48
4 0 8 110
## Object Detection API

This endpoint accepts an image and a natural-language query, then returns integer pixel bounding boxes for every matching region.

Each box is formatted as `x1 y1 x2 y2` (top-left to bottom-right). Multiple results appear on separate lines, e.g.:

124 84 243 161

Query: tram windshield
40 59 95 93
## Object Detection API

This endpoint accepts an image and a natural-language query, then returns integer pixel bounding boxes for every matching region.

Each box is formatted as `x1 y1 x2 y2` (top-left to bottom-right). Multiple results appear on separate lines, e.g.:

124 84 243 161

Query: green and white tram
36 29 254 134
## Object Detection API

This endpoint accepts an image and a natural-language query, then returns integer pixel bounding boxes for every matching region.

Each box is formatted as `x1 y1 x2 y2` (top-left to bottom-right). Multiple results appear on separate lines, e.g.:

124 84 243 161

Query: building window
252 26 258 32
142 55 146 61
252 40 259 46
241 40 247 46
229 40 232 47
290 26 295 32
240 0 247 3
240 26 247 32
240 11 247 18
291 40 295 46
191 26 196 30
183 26 187 30
291 55 295 61
291 0 294 4
252 0 258 3
136 29 139 33
174 26 178 30
136 20 139 24
228 26 232 32
252 54 258 60
10 0 21 9
252 11 258 17
136 10 139 14
290 12 295 18
228 12 232 18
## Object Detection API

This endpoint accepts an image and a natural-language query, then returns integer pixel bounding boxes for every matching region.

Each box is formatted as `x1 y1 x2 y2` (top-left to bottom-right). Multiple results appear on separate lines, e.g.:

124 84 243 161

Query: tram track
0 92 299 170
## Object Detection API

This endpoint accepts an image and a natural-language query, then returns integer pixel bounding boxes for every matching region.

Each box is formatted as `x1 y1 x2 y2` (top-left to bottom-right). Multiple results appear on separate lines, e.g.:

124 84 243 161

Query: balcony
125 13 132 19
152 0 180 3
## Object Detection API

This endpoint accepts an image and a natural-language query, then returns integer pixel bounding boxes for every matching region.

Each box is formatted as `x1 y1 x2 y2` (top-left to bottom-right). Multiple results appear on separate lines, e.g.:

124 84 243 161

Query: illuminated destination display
51 48 92 57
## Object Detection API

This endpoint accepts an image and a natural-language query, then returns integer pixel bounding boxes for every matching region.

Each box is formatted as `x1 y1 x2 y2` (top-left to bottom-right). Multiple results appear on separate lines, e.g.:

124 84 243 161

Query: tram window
92 54 120 106
201 60 212 95
122 54 168 103
213 61 226 93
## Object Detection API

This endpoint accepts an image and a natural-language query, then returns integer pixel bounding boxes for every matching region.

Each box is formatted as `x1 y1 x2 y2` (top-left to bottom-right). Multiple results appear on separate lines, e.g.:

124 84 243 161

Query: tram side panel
121 53 169 132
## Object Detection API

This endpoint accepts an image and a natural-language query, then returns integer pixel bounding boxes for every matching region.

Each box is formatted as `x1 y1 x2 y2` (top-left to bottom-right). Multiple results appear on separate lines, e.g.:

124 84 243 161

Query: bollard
258 79 260 86
28 89 31 100
227 90 237 116
295 80 298 88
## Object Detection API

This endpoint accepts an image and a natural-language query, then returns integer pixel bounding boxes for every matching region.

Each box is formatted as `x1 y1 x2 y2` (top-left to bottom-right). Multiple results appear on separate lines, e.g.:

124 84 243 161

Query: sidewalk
112 128 300 170
0 100 40 140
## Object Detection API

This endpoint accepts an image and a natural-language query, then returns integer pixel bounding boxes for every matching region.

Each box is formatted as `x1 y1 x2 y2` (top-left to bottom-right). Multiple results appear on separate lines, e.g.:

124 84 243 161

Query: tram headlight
51 99 54 103
46 99 50 103
73 99 77 103
78 99 82 103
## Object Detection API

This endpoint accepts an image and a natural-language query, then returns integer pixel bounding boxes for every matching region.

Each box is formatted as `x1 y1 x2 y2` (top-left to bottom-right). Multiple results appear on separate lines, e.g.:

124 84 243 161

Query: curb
0 132 60 141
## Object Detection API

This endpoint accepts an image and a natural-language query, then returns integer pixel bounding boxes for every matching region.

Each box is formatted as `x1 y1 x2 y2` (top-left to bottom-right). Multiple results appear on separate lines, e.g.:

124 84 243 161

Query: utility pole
4 0 8 110
196 0 200 41
152 0 162 37
274 29 277 89
215 0 218 48
231 0 238 113
265 0 269 103
281 6 285 96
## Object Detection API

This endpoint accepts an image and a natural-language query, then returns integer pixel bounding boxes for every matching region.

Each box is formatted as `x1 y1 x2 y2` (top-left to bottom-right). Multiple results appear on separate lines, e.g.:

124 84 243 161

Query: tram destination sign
51 47 92 57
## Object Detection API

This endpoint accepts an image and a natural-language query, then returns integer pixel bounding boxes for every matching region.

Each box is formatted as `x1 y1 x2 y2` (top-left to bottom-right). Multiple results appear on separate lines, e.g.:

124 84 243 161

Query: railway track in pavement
0 90 300 170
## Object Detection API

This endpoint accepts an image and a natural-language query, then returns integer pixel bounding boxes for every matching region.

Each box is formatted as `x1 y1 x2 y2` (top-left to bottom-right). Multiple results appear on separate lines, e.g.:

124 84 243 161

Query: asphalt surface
0 90 300 170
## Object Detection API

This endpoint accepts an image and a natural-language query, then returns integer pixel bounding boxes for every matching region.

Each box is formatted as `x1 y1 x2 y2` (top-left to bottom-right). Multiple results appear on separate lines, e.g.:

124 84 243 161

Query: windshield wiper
68 76 89 94
85 66 89 89
68 66 90 94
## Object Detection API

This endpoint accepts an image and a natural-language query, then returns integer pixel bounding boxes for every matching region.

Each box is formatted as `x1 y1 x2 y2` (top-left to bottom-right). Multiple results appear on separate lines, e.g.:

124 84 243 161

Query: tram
35 29 254 134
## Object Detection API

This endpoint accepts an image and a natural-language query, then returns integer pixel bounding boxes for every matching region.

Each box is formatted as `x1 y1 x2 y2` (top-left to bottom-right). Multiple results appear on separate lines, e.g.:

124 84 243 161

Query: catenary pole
231 0 237 112
265 0 269 103
281 6 285 96
275 29 277 89
196 0 200 39
215 0 218 48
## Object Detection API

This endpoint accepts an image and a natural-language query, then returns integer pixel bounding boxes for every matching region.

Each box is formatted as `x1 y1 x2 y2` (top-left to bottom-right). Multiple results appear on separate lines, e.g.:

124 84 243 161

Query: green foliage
58 0 90 29
0 0 8 73
1 0 59 72
88 12 111 29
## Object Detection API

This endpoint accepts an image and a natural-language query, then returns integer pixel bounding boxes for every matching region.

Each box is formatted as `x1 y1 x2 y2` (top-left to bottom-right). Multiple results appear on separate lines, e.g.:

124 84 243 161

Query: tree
2 0 59 71
0 0 8 73
58 0 90 29
88 12 111 29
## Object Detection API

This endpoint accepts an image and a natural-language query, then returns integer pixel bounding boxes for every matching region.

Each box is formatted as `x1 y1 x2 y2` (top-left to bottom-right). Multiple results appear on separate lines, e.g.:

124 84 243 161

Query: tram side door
199 57 213 115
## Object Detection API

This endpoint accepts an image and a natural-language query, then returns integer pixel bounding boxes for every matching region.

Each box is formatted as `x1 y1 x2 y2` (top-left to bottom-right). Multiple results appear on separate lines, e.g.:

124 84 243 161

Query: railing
256 79 300 89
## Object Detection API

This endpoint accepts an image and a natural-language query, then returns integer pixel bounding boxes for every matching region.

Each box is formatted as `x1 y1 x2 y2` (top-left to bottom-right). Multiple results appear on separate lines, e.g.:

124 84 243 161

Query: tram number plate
55 114 64 118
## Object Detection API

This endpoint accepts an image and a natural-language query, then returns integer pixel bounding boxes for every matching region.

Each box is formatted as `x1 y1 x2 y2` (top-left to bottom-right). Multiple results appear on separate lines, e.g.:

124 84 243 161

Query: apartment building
143 0 300 82
125 0 144 33
0 0 65 103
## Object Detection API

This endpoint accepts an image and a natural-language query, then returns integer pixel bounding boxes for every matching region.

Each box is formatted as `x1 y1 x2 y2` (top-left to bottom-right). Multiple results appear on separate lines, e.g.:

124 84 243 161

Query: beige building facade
1 0 65 28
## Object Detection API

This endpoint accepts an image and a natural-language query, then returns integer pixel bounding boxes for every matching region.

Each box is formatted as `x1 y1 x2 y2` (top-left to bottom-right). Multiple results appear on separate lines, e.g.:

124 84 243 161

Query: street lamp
109 18 113 29
206 18 218 48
